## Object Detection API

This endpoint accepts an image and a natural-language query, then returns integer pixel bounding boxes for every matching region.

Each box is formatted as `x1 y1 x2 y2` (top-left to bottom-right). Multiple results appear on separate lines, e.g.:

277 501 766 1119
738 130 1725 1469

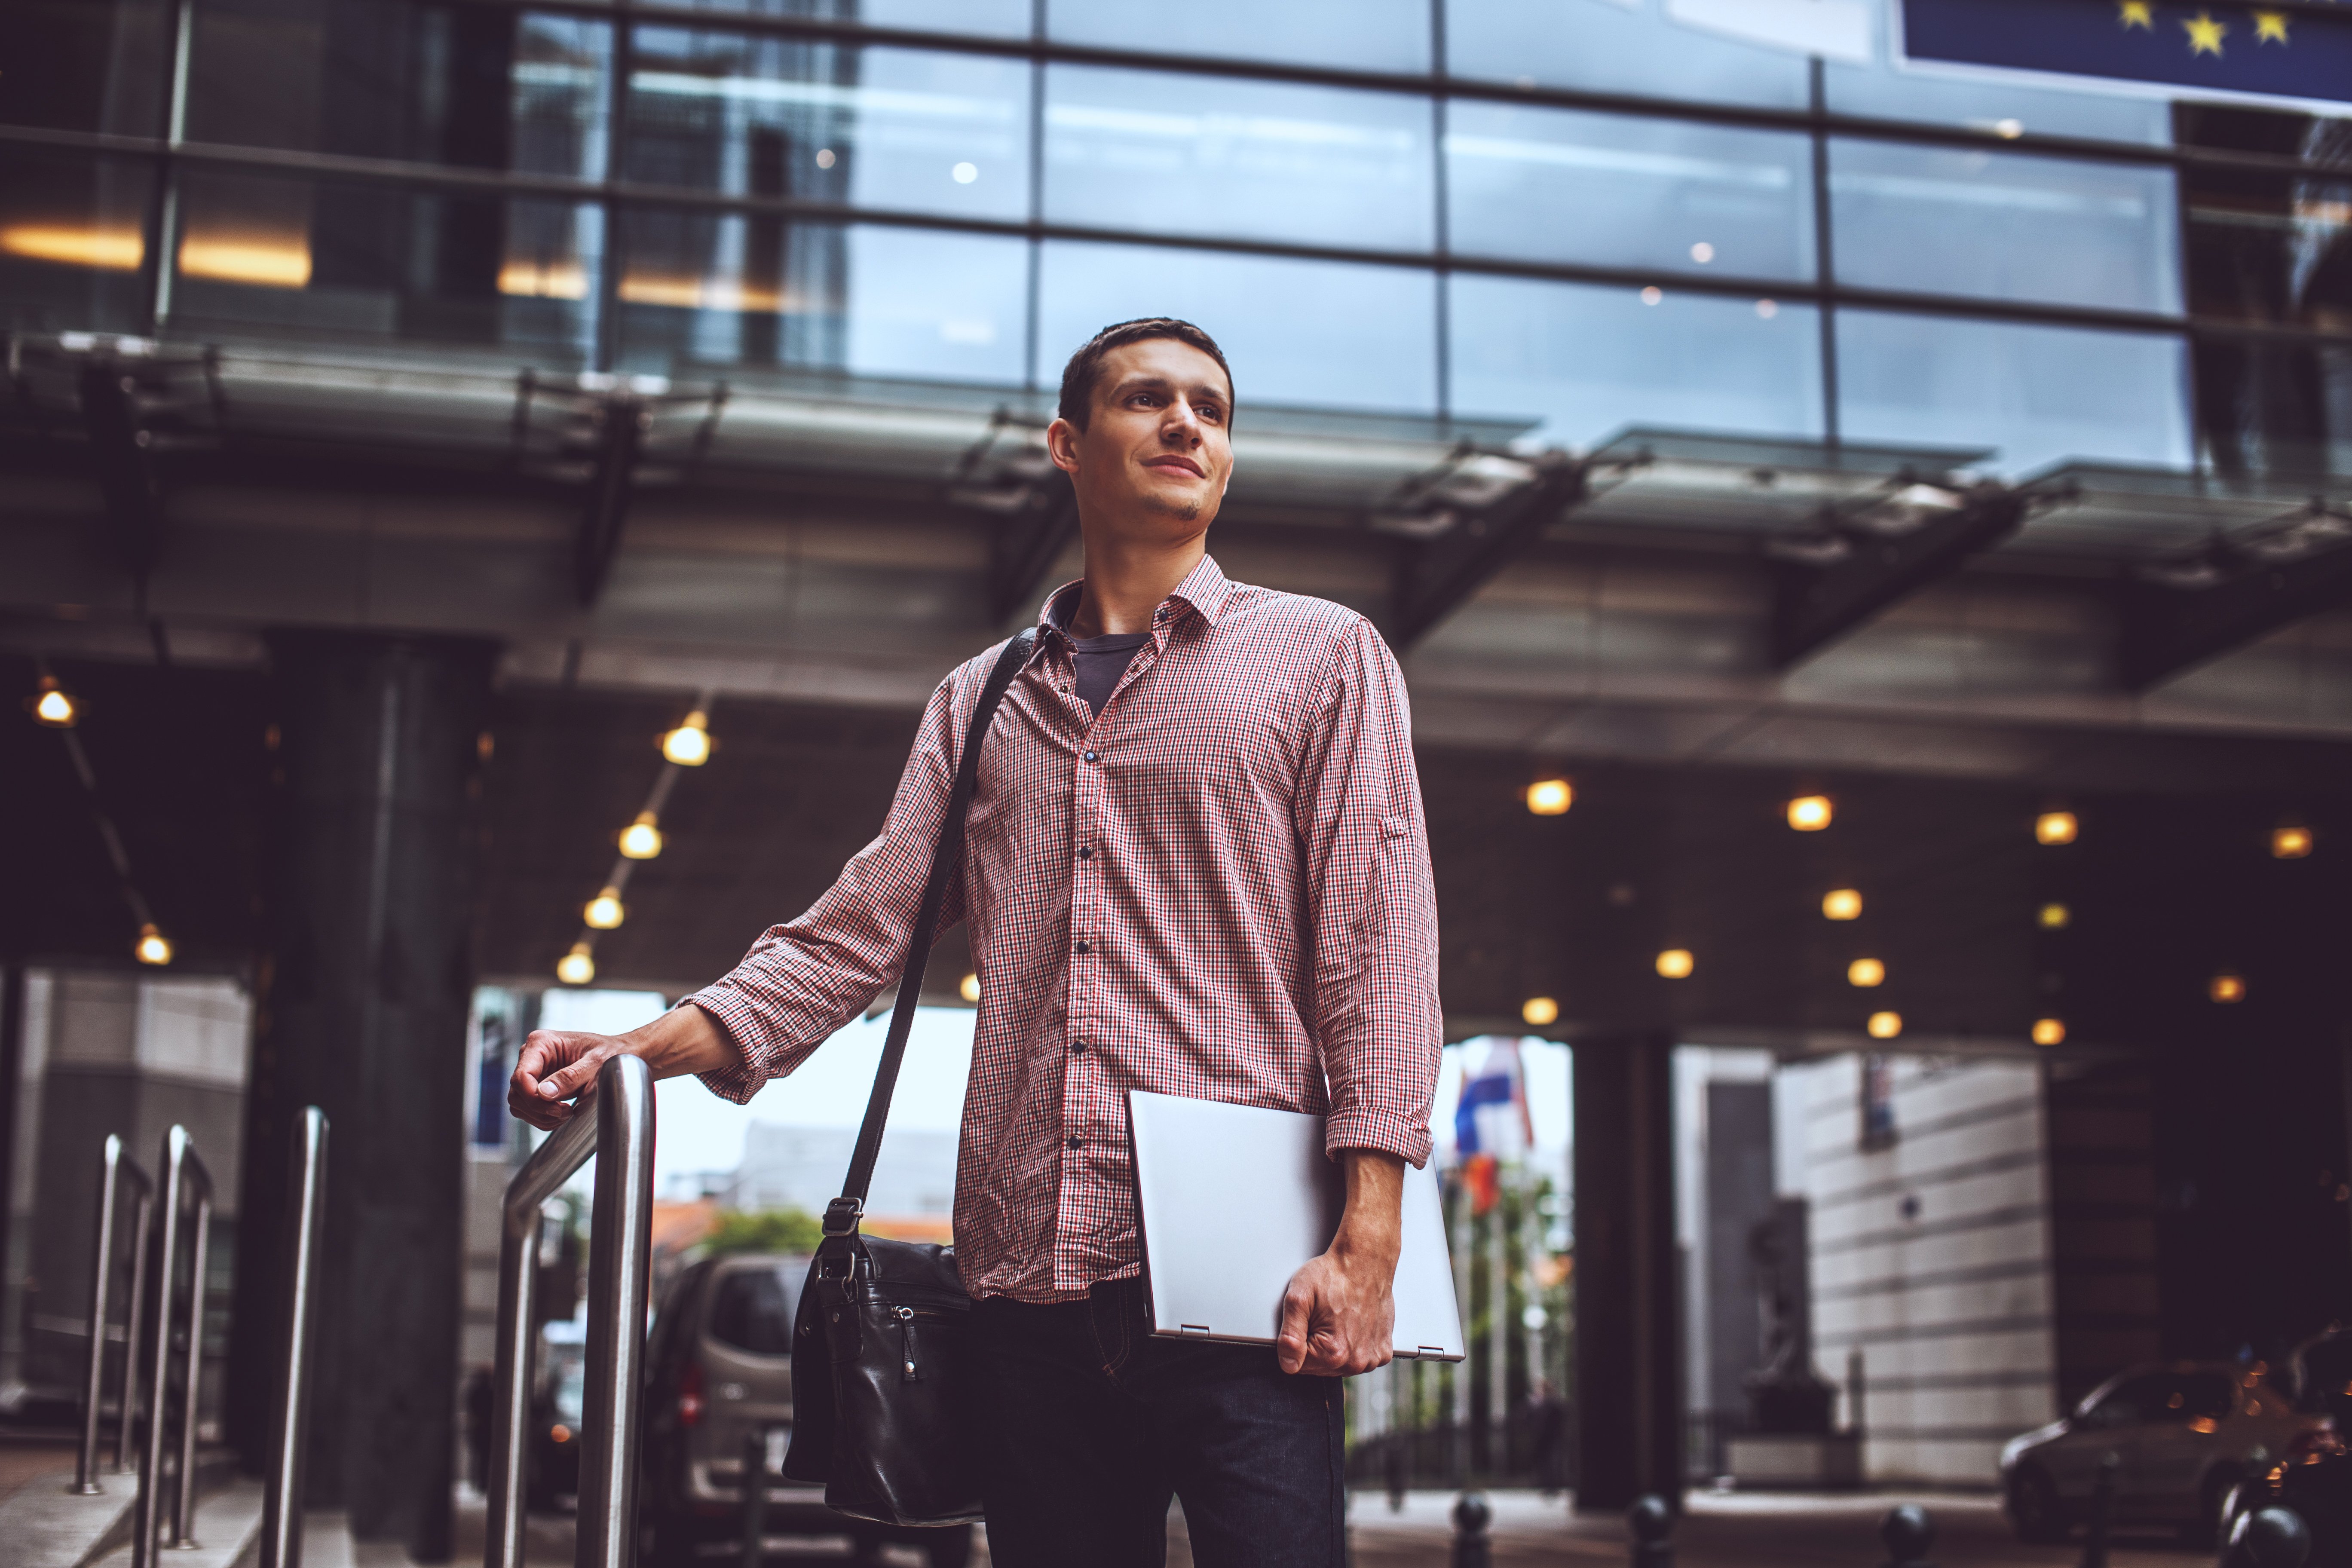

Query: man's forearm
1330 1148 1406 1271
621 1001 740 1080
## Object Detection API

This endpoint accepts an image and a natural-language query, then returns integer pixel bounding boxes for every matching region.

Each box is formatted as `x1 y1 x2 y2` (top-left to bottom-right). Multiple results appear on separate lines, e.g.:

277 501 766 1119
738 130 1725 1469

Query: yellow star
2183 9 2227 54
2117 1 2153 28
2253 10 2290 44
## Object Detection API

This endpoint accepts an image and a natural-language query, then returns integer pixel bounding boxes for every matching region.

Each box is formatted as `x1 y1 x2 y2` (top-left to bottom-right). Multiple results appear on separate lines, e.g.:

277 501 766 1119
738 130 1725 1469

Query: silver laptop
1125 1090 1465 1361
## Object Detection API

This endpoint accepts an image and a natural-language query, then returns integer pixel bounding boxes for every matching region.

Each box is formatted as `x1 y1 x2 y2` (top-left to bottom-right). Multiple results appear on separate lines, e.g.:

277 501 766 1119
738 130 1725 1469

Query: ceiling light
1522 995 1559 1026
134 924 172 966
31 676 77 728
584 888 625 929
1822 888 1862 921
1524 779 1572 816
2273 826 2314 860
959 972 980 1003
619 812 664 860
2209 972 2245 1004
1689 241 1715 263
2032 1018 2066 1046
557 943 595 985
1787 795 1832 831
2038 902 2071 930
1656 949 1694 980
662 710 712 766
2035 811 2077 845
1848 958 1885 988
1866 1011 1902 1040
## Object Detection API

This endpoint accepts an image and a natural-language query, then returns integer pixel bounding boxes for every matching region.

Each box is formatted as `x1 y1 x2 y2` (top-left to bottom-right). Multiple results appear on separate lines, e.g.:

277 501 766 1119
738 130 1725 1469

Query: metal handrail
261 1108 329 1568
131 1126 213 1568
484 1054 655 1568
75 1134 154 1493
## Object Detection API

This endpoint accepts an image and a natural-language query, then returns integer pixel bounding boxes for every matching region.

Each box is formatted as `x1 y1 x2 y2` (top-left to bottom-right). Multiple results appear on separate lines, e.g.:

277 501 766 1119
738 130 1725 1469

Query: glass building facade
3 0 2349 481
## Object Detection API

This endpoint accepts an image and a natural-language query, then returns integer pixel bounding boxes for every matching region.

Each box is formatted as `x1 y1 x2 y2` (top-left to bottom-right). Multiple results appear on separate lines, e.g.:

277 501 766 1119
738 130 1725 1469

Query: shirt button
1071 1039 1087 1054
1066 1135 1084 1150
1077 845 1092 859
1075 940 1090 954
1083 750 1099 763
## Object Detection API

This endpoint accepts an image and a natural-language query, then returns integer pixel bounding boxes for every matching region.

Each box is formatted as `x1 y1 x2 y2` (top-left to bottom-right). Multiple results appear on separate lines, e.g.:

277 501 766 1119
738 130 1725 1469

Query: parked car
2002 1362 2323 1545
527 1322 587 1509
640 1253 974 1567
2218 1330 2352 1566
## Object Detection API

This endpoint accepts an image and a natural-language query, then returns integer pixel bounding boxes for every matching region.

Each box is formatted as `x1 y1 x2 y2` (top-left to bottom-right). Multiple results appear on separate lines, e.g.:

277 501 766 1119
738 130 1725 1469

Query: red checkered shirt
686 555 1442 1302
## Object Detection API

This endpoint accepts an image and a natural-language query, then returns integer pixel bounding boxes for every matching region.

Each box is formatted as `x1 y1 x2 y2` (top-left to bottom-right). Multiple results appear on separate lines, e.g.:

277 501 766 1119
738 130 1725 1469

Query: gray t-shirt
1071 631 1151 718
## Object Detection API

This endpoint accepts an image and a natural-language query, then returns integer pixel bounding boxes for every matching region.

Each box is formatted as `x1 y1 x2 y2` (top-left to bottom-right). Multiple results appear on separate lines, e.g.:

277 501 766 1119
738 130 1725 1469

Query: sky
530 990 1570 1200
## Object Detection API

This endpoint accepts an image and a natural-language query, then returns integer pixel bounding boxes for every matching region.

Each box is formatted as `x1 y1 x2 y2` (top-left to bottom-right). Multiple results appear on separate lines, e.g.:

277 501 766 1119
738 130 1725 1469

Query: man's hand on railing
510 1004 738 1130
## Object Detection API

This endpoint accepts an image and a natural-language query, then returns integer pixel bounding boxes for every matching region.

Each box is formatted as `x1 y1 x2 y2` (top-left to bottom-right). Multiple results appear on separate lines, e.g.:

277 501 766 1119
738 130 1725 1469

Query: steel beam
77 361 167 579
2120 536 2352 690
1770 489 2026 669
986 466 1078 624
576 395 644 607
1388 456 1587 649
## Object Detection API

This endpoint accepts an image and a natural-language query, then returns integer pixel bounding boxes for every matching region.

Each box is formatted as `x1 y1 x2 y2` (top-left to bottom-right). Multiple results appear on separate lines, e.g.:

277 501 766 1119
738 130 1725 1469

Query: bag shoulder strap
824 626 1038 1238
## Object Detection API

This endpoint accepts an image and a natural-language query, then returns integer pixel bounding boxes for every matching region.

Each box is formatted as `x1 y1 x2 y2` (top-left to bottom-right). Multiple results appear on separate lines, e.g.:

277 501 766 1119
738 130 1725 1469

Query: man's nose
1161 400 1204 444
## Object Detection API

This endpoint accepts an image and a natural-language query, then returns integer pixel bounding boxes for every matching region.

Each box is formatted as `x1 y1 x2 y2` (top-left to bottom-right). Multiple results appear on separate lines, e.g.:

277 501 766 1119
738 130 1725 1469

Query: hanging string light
1822 888 1862 921
619 811 663 859
584 887 626 930
30 673 78 728
135 924 173 966
1786 795 1832 831
556 943 596 985
1523 779 1571 816
559 691 715 986
662 710 712 766
1522 996 1559 1026
1867 1011 1903 1040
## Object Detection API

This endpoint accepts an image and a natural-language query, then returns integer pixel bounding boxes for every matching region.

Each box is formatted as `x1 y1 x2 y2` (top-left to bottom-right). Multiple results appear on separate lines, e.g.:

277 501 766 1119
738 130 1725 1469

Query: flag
1901 1 2352 107
1455 1037 1536 1215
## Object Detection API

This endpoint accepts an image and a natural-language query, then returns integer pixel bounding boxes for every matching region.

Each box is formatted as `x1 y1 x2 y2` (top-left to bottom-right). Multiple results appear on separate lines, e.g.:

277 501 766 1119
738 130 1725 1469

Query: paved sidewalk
1338 1489 2211 1568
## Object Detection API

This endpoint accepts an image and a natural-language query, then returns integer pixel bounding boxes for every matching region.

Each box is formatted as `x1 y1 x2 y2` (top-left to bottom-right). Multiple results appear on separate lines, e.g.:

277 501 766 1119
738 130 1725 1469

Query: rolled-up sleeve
685 673 967 1103
1292 619 1442 1166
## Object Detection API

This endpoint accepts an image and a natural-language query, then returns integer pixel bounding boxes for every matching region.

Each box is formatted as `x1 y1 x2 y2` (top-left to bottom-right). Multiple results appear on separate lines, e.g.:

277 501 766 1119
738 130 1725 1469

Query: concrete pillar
230 631 495 1561
1574 1032 1682 1511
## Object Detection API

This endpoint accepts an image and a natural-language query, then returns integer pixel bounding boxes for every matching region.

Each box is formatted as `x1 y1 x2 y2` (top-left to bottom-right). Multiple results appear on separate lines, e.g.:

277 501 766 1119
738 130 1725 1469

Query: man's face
1047 338 1234 536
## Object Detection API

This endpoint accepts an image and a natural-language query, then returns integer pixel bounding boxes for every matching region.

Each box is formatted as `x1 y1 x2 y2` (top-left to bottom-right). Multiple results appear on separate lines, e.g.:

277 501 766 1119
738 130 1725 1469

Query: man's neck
1068 532 1206 638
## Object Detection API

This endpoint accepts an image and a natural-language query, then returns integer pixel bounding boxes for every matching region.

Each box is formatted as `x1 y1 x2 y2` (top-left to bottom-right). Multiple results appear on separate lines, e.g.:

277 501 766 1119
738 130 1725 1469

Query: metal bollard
2233 1504 2312 1568
1451 1490 1491 1568
260 1108 329 1568
1627 1494 1673 1568
739 1426 768 1567
75 1136 153 1494
1880 1504 1936 1568
2079 1451 2117 1568
130 1126 213 1568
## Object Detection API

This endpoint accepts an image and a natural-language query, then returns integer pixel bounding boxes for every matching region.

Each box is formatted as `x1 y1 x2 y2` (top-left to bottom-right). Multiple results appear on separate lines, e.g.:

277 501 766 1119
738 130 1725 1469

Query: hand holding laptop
1274 1150 1403 1375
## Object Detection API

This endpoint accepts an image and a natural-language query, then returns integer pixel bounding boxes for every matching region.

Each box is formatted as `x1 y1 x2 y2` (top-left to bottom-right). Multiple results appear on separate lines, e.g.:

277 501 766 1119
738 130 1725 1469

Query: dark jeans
965 1279 1344 1568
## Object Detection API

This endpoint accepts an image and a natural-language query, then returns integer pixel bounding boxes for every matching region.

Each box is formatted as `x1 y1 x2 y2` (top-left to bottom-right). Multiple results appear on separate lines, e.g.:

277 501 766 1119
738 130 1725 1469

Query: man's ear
1045 416 1082 476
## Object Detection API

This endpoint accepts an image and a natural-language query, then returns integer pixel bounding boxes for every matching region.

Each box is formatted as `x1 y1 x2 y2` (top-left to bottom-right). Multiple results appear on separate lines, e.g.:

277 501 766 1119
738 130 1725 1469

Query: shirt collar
1035 554 1234 641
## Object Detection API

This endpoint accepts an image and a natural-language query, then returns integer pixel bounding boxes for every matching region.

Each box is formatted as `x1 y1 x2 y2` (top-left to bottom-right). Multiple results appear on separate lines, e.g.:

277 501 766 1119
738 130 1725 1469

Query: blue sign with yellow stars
1901 1 2352 105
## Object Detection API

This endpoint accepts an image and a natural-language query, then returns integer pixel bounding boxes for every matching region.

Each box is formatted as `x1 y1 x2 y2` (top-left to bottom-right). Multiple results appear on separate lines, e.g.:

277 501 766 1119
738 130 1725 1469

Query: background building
8 0 2352 1550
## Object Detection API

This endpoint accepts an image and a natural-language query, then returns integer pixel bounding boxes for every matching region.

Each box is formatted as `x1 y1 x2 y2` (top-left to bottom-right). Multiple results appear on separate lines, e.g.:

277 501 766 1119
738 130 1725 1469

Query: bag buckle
821 1196 864 1237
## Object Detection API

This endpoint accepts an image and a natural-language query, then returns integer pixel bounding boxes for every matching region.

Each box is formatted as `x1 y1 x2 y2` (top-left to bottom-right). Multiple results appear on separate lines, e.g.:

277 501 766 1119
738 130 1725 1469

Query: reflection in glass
0 0 172 137
1449 274 1822 448
169 169 603 361
1825 58 2171 146
619 216 1025 383
1044 67 1435 253
637 0 1032 38
1829 140 2180 315
1049 0 1430 73
1448 0 1808 110
186 6 611 178
0 153 154 333
1039 242 1437 413
627 33 1028 220
2180 111 2352 482
1447 101 1814 280
1838 311 2191 477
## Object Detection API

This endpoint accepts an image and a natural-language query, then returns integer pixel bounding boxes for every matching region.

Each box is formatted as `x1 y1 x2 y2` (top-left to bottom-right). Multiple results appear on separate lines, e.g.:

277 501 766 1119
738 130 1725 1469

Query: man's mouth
1143 456 1204 478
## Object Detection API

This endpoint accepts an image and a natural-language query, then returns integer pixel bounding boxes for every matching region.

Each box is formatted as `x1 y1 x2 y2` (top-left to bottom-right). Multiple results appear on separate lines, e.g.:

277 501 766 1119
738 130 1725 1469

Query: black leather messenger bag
780 627 1034 1528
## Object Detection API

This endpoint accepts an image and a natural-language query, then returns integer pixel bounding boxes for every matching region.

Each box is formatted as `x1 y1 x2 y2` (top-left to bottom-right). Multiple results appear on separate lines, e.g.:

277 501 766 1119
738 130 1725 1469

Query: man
511 317 1442 1566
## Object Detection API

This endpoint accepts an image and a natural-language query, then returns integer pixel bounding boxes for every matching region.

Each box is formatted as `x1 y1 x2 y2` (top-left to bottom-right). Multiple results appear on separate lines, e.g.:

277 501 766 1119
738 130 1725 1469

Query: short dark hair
1056 317 1234 431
